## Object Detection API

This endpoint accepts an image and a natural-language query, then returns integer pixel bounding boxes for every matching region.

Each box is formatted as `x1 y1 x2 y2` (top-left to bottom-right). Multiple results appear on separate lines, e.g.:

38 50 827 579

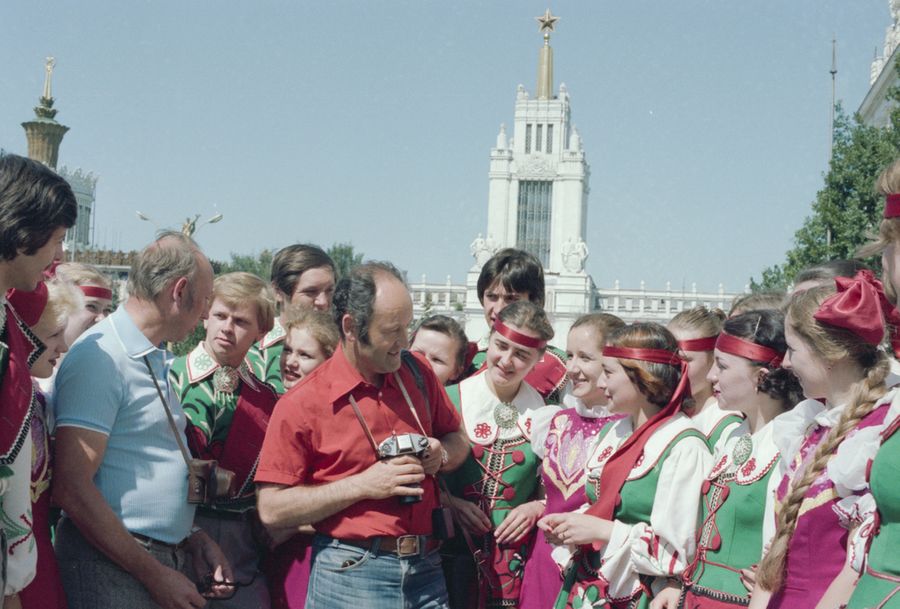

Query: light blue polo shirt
54 306 194 544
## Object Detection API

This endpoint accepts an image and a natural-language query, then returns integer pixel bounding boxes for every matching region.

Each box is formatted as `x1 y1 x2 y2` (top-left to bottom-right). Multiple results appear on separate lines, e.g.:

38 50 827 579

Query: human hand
740 564 757 592
421 437 445 476
538 512 612 547
185 529 234 599
357 455 426 500
3 593 22 609
649 582 681 609
495 500 544 545
144 563 209 609
448 495 492 535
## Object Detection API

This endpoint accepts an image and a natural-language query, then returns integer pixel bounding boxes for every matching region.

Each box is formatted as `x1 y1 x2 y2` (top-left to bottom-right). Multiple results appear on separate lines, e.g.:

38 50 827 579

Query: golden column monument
21 57 70 169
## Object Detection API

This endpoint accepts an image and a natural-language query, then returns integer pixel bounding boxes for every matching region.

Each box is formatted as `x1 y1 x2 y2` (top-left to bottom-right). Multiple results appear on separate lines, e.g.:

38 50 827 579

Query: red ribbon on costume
586 346 691 534
79 285 113 300
492 319 547 350
715 333 784 367
678 336 718 352
7 282 49 327
884 193 900 219
814 270 900 356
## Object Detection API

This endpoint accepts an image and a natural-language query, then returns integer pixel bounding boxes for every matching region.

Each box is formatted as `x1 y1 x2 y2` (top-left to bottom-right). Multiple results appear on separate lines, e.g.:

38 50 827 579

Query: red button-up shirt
255 343 461 539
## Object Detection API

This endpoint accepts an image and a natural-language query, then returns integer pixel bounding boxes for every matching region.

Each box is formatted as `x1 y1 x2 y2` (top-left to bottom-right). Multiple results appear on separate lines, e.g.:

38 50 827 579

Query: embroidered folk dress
170 342 279 609
556 413 712 609
679 400 823 609
847 399 900 609
444 371 559 608
471 336 569 405
767 392 895 609
247 318 286 394
519 396 621 609
690 400 744 456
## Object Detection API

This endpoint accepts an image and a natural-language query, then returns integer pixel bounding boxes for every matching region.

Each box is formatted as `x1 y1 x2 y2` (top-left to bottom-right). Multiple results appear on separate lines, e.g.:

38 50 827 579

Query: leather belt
340 535 440 558
130 531 188 551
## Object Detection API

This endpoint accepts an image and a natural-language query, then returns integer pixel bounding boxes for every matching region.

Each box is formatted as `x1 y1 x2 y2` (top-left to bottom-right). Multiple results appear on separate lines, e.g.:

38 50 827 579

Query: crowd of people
2 149 900 609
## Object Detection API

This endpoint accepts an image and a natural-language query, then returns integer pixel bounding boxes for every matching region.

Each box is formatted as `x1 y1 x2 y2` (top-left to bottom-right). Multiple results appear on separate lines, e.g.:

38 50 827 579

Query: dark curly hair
722 309 802 409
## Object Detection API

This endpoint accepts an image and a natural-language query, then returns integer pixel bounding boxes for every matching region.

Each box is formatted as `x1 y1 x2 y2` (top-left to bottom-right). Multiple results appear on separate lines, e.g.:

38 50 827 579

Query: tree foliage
328 242 364 280
753 77 900 290
214 249 275 279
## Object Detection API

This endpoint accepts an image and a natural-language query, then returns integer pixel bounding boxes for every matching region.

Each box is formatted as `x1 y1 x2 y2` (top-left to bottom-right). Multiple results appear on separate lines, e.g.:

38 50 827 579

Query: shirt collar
110 306 164 359
185 341 258 389
326 342 389 403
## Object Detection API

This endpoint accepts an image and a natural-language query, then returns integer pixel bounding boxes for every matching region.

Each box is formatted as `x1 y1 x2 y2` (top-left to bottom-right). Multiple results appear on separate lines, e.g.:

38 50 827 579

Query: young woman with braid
835 158 900 609
539 323 712 609
744 271 898 609
653 310 805 609
668 306 744 454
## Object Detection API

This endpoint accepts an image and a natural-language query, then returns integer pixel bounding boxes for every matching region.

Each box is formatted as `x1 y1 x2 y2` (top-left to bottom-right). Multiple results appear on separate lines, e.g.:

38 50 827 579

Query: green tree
217 249 274 279
753 91 900 290
328 242 364 280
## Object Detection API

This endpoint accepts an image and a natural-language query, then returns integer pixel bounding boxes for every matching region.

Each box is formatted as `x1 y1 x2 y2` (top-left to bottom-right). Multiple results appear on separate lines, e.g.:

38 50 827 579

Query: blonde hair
571 313 625 347
39 278 82 333
668 306 726 338
728 292 786 317
213 272 276 334
55 262 111 290
757 285 890 592
858 158 900 259
282 305 339 359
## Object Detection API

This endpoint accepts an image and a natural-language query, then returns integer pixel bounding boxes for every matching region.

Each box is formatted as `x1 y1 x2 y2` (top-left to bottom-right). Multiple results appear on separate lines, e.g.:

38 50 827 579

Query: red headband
7 282 49 327
678 336 718 352
715 332 783 367
492 319 547 350
602 345 682 366
884 193 900 219
814 270 900 350
80 285 113 300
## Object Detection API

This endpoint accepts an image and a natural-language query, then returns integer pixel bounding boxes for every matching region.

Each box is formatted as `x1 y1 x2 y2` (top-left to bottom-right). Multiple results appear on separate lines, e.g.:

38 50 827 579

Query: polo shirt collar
326 342 390 403
110 306 164 359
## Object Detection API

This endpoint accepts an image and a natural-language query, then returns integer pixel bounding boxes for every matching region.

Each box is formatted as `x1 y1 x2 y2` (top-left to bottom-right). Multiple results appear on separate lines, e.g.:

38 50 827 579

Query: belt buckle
396 535 420 557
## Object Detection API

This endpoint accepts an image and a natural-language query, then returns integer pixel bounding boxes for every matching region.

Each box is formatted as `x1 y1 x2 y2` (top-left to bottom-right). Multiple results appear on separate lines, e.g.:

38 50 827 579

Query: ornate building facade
860 0 900 126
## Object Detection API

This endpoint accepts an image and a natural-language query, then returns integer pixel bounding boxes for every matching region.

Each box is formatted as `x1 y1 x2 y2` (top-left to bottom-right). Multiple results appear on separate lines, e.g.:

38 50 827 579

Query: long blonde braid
757 285 890 592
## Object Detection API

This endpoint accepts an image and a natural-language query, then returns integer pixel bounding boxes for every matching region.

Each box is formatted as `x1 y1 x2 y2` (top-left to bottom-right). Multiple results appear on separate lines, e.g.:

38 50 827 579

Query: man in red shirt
256 261 468 609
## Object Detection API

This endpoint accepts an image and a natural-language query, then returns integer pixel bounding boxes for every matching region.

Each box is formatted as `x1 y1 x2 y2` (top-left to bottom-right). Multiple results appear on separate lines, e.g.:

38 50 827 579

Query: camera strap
346 395 381 457
143 355 193 468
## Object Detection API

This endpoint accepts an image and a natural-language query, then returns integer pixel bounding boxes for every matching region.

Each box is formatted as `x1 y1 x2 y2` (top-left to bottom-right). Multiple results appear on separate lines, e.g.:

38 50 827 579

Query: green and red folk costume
444 371 559 608
170 342 279 608
247 318 287 394
679 400 823 609
847 399 900 609
556 346 712 609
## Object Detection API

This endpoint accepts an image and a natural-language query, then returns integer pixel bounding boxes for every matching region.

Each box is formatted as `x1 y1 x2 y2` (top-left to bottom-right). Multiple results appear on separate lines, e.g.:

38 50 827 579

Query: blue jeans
306 535 449 609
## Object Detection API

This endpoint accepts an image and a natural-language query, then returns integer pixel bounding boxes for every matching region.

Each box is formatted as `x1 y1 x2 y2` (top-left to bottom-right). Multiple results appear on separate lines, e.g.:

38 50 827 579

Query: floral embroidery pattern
475 422 493 439
597 446 613 462
740 457 757 478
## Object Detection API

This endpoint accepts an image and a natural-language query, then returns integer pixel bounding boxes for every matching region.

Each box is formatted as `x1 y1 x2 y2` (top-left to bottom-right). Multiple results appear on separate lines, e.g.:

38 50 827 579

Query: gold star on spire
536 9 559 34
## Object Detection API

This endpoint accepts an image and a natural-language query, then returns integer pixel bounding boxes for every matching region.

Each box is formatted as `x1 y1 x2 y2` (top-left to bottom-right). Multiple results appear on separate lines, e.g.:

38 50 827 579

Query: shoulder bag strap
142 355 192 467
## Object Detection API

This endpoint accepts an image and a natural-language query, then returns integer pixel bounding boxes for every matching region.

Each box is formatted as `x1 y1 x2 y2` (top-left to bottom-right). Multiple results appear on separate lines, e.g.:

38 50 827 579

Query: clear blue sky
0 1 892 292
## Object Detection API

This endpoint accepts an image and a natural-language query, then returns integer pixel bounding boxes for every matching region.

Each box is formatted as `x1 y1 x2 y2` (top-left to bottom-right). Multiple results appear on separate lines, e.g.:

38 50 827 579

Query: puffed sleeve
3 432 35 594
530 404 560 460
598 435 712 597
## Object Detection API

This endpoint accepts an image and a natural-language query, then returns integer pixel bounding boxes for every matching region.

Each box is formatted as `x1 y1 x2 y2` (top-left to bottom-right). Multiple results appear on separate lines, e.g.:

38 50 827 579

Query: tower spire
535 9 559 100
21 56 69 169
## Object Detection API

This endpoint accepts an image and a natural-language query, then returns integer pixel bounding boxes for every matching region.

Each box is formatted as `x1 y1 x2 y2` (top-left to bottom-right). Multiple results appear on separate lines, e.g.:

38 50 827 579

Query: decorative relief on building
518 155 555 179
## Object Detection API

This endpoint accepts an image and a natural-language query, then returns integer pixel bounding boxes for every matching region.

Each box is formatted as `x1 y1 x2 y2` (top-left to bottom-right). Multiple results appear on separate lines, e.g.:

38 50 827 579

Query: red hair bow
814 270 900 354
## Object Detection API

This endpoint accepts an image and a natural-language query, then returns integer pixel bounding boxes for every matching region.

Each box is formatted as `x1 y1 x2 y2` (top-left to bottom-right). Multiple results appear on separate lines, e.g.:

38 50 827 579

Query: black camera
378 433 430 505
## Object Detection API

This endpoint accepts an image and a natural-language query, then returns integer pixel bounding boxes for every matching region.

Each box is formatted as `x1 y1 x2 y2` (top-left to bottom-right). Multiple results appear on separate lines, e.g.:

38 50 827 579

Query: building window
536 124 543 152
525 124 532 153
516 180 552 267
546 124 553 153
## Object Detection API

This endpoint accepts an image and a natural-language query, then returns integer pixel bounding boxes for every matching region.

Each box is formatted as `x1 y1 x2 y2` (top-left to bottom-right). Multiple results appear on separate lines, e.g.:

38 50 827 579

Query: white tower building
466 11 596 340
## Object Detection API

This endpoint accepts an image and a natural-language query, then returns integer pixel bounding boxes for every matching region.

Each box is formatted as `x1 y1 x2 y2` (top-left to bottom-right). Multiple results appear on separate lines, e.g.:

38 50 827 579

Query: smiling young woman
540 322 712 609
441 300 558 609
